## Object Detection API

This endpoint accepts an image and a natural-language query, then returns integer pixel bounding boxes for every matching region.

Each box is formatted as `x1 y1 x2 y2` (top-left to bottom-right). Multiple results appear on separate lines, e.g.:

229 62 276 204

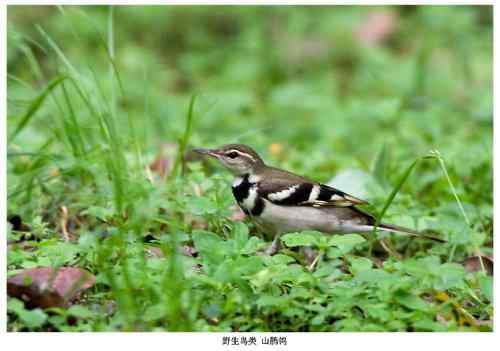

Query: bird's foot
302 247 317 267
256 236 282 256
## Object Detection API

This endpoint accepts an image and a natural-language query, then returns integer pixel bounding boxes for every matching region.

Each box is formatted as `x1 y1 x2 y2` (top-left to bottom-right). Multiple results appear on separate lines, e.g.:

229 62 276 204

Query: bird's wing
257 169 369 207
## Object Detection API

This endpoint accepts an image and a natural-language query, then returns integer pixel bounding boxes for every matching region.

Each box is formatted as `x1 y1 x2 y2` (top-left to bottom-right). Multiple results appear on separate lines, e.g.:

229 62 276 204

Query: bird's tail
378 223 447 243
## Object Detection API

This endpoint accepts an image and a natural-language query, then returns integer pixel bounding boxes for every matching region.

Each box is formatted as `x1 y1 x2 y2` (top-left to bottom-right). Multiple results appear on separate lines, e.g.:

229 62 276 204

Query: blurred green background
6 5 493 331
8 5 492 156
7 4 493 223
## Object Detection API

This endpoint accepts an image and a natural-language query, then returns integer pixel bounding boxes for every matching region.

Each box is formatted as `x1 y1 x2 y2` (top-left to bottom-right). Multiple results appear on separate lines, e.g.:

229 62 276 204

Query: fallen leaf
183 245 198 257
463 255 493 275
145 245 197 259
7 267 95 309
104 300 117 315
435 314 449 325
355 10 398 47
145 246 165 259
148 143 177 180
371 256 384 269
184 213 208 230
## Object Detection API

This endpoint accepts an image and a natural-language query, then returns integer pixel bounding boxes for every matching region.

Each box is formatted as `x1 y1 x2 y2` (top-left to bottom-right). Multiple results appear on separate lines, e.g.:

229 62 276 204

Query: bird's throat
231 173 265 216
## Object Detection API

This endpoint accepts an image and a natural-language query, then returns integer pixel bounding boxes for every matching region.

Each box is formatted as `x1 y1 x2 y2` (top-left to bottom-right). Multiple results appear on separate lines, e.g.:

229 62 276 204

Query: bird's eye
226 151 239 159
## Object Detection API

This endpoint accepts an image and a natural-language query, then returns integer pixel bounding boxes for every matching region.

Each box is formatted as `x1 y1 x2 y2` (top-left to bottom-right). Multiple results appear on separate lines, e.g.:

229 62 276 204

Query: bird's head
194 144 264 176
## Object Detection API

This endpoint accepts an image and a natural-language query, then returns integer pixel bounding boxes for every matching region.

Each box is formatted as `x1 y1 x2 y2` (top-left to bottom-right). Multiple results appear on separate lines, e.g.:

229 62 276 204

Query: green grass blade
173 95 197 177
9 75 67 144
60 81 86 158
426 150 483 273
7 74 35 91
372 158 419 234
427 150 471 226
36 26 80 80
373 143 390 190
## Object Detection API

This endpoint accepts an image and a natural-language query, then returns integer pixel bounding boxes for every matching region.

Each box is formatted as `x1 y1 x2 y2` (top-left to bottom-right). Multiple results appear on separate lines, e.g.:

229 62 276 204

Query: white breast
241 186 258 211
308 185 320 202
232 177 244 187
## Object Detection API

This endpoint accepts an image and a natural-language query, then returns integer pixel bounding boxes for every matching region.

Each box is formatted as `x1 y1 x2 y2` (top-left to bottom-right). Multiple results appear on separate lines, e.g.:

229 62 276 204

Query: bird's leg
253 221 282 256
265 234 282 255
302 247 317 267
307 252 322 272
379 237 403 260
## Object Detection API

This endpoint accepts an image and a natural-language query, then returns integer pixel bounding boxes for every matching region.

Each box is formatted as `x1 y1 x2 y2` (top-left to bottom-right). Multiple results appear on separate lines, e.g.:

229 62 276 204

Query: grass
6 5 493 331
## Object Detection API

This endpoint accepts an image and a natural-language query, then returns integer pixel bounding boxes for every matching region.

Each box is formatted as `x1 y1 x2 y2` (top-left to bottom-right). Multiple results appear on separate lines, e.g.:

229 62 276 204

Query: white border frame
1 1 497 350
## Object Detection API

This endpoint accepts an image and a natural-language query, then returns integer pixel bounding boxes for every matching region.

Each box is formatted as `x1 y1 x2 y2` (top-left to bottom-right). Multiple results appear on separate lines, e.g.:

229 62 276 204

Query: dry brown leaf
183 245 198 257
436 314 449 325
184 213 208 230
145 245 197 259
148 143 177 180
7 267 95 309
145 246 165 259
371 256 384 269
104 300 117 316
463 255 493 275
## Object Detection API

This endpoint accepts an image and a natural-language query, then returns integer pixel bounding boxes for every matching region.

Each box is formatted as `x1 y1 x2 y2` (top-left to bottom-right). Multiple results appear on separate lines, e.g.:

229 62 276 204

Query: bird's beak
193 148 220 157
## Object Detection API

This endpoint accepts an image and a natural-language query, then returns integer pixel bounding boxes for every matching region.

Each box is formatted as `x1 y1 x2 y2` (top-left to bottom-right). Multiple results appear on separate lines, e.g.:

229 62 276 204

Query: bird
194 144 445 254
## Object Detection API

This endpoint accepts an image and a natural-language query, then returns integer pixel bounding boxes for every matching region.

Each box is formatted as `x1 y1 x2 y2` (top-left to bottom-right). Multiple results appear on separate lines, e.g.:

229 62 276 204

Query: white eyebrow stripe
308 185 321 202
268 185 299 201
227 150 256 162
